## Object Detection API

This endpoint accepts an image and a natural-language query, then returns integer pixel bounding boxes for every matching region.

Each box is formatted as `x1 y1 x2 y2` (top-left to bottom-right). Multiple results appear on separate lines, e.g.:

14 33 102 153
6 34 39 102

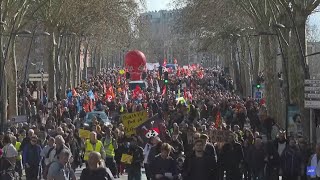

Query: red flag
103 83 107 93
198 71 204 79
105 86 115 102
72 89 78 96
163 58 167 67
162 85 166 96
214 111 222 128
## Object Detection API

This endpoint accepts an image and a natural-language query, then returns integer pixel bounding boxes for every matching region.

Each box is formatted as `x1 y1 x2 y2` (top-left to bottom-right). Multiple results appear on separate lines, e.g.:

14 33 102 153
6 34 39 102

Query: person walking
80 152 114 180
102 127 117 176
281 137 302 180
1 135 18 180
22 135 42 180
11 136 23 180
183 139 218 180
84 132 105 167
47 149 76 180
221 133 244 180
310 144 320 180
150 143 178 180
126 136 144 180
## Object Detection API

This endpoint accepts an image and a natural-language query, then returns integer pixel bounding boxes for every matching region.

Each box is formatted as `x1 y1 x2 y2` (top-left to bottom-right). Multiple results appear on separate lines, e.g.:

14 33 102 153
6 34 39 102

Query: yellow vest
15 142 22 160
104 139 115 157
84 140 103 161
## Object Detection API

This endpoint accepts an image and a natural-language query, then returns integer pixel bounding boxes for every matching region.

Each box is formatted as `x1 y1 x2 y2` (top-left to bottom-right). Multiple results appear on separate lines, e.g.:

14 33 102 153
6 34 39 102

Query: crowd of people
0 66 319 180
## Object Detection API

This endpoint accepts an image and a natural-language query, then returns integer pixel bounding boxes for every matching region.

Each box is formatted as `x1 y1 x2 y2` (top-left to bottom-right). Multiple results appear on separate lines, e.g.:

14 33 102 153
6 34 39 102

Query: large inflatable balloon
125 50 147 81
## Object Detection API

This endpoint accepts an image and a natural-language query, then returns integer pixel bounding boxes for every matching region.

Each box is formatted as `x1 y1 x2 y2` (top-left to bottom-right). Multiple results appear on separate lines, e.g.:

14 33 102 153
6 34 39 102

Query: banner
79 129 91 139
136 114 168 142
11 115 28 124
209 130 231 143
121 111 148 136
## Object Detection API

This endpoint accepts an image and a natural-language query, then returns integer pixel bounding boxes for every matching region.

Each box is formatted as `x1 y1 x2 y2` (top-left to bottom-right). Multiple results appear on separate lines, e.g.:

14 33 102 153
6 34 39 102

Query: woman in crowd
80 152 113 180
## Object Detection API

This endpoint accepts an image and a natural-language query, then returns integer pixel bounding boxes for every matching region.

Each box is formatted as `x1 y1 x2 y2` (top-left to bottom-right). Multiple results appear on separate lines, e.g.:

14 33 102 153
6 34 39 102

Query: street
22 167 148 180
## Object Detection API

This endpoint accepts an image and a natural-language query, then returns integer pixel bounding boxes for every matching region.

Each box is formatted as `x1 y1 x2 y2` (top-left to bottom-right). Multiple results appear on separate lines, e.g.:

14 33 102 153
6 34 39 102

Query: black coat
183 153 218 180
221 142 244 170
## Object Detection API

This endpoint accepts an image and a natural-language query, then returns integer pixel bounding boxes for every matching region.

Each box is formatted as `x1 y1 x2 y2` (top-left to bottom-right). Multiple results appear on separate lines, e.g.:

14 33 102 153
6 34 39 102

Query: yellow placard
121 154 133 164
119 69 125 75
79 129 91 139
121 111 148 136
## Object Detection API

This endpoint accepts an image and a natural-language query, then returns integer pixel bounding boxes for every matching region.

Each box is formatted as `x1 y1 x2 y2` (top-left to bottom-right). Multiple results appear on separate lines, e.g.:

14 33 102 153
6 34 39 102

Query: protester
47 149 76 180
183 139 217 180
11 136 23 180
102 127 118 176
281 137 302 180
3 66 314 180
84 132 105 167
126 136 144 180
150 143 178 180
22 135 42 180
80 152 114 180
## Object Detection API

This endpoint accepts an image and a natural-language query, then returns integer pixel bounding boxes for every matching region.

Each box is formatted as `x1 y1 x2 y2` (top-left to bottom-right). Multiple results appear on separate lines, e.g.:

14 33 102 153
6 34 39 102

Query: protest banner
210 130 232 143
79 129 91 139
136 114 167 142
121 111 148 136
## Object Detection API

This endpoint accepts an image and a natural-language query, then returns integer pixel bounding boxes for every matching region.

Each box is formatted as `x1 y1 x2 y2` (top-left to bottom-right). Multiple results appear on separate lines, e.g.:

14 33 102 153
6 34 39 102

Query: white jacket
310 154 320 178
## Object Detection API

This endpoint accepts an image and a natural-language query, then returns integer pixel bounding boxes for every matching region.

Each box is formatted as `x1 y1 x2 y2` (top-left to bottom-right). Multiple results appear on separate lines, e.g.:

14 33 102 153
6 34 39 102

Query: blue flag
88 90 95 100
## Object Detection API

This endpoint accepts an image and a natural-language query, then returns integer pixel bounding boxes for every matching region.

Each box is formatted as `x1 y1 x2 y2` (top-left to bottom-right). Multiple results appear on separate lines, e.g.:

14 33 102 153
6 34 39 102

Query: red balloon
125 50 147 81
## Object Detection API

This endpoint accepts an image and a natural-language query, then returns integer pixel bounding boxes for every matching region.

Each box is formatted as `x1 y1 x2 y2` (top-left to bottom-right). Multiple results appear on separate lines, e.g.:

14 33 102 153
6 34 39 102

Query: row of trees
175 0 320 137
0 0 145 123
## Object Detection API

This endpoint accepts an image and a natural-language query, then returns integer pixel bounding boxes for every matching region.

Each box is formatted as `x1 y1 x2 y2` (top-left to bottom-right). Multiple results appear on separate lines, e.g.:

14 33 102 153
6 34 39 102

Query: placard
210 130 231 143
121 111 148 136
79 129 91 139
120 154 133 164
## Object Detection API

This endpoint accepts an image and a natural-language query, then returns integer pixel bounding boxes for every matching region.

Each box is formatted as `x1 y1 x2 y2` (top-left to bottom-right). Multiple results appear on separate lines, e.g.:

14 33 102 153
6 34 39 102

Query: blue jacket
22 143 42 166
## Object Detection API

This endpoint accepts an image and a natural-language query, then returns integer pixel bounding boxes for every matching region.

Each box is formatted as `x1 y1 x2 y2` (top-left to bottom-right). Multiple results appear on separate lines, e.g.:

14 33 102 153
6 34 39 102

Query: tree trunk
239 38 251 97
66 37 72 90
48 31 57 101
252 36 260 84
231 42 243 94
6 36 17 119
82 42 89 80
76 38 82 83
61 38 67 96
288 10 309 137
261 35 283 126
71 36 77 87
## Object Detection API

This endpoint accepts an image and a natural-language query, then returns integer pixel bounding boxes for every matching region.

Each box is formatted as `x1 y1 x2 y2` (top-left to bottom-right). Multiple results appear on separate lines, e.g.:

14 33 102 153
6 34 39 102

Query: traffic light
164 72 169 84
256 84 261 89
164 79 168 84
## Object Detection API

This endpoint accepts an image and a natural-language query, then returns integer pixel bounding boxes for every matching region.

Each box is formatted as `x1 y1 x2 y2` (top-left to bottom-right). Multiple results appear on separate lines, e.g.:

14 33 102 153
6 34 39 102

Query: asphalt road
22 166 147 180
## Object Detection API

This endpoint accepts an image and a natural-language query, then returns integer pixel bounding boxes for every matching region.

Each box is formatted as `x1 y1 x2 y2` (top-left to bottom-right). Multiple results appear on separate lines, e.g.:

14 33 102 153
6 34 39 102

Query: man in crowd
84 132 104 167
102 126 118 176
22 135 42 180
183 139 217 180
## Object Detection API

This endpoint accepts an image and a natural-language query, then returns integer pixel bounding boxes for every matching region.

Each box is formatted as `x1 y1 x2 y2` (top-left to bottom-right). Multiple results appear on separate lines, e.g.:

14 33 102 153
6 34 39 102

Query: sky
146 0 172 11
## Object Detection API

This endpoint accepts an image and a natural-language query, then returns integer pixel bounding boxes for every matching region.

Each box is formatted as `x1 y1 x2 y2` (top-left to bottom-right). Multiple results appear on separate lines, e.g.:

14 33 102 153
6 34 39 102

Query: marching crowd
0 66 319 180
